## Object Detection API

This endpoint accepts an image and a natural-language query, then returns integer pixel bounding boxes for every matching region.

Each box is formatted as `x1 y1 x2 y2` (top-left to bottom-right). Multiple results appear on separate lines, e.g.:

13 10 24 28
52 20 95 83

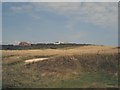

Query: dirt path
24 58 48 64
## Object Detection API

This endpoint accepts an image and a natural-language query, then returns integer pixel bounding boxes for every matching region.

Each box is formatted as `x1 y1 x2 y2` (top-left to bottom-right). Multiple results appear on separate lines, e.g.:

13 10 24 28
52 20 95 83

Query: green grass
54 72 118 88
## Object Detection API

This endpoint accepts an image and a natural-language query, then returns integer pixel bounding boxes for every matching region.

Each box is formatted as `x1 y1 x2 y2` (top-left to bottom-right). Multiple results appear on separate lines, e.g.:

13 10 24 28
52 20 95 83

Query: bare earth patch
24 58 48 64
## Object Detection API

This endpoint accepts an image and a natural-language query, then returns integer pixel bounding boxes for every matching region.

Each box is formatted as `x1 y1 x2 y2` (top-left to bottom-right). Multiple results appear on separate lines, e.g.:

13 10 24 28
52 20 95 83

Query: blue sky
2 2 118 46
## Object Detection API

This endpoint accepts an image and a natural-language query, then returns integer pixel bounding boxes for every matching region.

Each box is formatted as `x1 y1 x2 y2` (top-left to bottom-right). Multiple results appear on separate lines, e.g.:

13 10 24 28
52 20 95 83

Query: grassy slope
2 46 119 88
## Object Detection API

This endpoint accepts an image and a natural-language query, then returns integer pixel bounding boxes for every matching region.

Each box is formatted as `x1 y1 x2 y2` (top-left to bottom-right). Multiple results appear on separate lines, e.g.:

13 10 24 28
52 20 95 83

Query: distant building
19 42 31 46
54 41 64 44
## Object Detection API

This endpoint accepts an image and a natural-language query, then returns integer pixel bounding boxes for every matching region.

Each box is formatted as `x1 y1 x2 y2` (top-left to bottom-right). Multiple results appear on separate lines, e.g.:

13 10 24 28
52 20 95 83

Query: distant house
19 42 31 46
54 41 64 45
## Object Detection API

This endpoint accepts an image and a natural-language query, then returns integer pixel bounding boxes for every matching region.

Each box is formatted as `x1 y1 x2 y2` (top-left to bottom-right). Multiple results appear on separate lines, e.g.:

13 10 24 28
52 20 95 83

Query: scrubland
2 45 119 88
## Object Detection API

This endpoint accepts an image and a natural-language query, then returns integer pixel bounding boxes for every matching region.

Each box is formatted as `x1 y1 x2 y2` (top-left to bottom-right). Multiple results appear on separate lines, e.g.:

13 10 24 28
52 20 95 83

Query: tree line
1 43 93 50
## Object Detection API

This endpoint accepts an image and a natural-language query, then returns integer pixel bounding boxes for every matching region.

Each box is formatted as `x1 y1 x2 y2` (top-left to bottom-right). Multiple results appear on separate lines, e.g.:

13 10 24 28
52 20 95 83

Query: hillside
2 45 119 88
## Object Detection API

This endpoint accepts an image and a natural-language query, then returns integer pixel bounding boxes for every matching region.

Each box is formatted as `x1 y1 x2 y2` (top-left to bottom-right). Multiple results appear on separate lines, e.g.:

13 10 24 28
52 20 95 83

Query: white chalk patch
24 58 48 64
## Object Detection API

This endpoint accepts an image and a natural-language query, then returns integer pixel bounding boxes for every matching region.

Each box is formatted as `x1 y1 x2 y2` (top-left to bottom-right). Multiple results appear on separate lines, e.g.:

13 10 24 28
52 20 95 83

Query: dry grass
2 45 119 88
2 46 118 57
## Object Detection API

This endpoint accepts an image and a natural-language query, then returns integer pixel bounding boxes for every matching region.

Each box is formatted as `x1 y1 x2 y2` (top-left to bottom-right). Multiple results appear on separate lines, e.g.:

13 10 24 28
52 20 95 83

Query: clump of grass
73 53 118 75
2 55 16 59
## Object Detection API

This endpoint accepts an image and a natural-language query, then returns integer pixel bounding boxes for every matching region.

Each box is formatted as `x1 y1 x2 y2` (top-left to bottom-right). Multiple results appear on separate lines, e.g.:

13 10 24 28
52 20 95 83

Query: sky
2 2 118 46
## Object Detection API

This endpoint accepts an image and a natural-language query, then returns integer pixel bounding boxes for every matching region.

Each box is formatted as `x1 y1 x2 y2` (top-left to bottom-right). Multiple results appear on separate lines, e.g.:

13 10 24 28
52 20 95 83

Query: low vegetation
1 44 92 50
2 46 119 88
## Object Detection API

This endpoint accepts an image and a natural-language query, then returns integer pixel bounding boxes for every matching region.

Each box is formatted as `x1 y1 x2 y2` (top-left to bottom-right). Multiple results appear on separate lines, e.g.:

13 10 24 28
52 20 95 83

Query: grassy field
2 45 119 88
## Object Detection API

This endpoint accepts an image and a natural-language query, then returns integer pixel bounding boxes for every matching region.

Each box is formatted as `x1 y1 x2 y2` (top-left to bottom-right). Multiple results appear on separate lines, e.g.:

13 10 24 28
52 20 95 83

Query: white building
54 41 64 44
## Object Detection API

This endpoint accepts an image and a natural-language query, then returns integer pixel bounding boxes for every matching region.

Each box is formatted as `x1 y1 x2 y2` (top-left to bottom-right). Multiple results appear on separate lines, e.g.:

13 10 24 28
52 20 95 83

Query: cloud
9 3 41 20
10 4 33 13
9 2 118 29
10 6 23 13
32 2 117 28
